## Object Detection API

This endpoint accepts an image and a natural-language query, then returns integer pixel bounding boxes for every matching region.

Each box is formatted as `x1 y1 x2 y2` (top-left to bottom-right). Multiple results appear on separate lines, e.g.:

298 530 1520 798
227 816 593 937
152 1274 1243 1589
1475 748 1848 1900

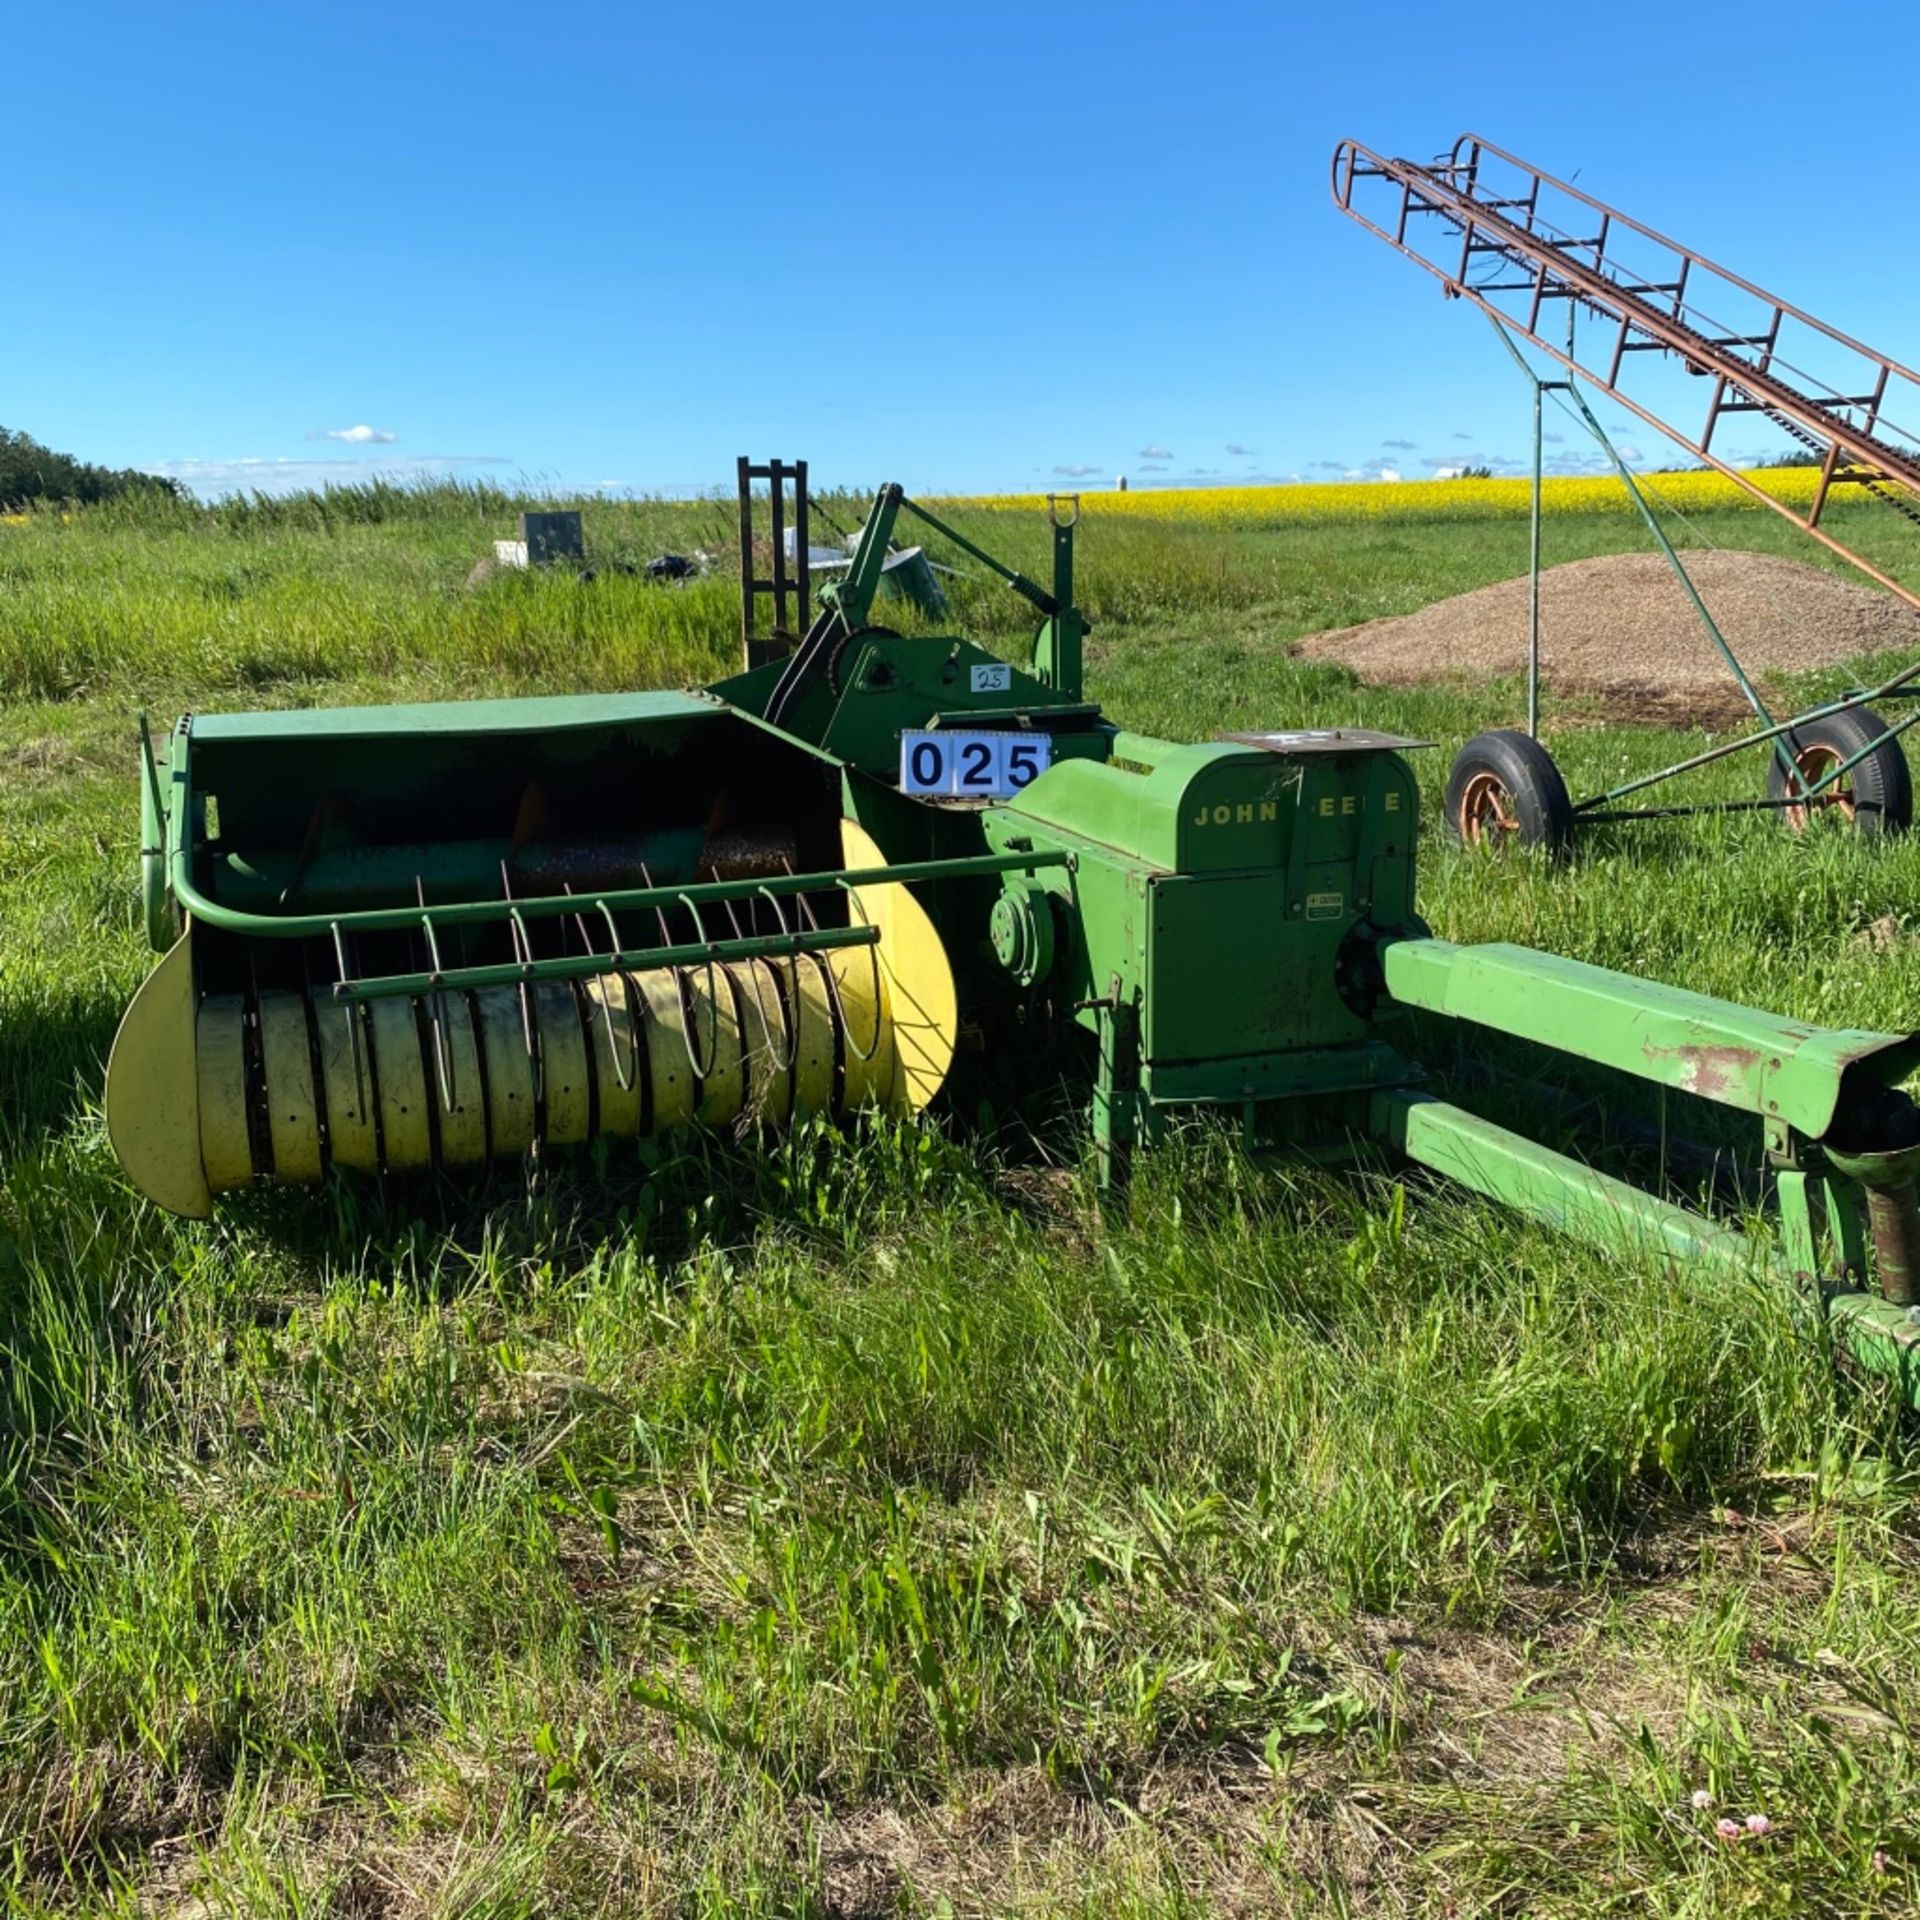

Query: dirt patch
0 734 83 782
1294 551 1920 728
805 1609 1688 1918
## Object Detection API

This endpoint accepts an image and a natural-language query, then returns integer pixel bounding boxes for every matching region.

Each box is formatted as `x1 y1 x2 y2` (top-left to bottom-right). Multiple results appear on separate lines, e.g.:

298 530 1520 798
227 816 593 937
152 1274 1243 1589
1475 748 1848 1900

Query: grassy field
4 481 1920 1916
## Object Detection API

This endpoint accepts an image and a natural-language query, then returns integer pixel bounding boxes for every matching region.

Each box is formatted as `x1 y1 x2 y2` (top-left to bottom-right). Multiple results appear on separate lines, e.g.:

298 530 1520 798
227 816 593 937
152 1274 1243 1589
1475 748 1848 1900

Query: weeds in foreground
1 490 1917 1913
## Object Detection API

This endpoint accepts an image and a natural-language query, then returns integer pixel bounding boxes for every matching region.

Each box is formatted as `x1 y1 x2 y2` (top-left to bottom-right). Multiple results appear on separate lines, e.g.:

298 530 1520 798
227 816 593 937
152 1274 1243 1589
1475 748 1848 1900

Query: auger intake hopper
109 692 956 1216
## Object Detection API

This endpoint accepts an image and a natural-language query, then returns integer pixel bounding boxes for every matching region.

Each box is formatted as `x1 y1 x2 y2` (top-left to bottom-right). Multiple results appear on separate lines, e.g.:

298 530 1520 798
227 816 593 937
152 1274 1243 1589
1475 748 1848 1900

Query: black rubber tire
1766 705 1912 836
1444 729 1576 856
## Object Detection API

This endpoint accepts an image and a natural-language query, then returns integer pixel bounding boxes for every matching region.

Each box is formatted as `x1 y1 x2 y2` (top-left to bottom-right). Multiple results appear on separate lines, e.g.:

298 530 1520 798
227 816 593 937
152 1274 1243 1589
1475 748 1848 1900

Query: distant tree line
0 426 181 509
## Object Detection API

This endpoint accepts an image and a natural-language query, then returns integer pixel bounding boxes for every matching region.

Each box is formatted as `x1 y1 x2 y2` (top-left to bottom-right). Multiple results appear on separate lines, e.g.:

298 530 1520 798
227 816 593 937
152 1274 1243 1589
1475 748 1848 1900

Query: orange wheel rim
1458 770 1522 847
1783 744 1856 830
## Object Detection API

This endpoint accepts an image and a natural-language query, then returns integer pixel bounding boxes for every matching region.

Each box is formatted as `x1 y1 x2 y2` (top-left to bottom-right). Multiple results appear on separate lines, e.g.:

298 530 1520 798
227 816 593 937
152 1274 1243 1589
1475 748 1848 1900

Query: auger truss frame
1333 133 1920 829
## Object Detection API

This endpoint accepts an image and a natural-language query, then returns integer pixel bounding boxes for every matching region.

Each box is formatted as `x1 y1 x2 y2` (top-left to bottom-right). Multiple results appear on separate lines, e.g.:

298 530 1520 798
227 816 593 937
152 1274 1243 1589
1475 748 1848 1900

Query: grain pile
1294 551 1920 725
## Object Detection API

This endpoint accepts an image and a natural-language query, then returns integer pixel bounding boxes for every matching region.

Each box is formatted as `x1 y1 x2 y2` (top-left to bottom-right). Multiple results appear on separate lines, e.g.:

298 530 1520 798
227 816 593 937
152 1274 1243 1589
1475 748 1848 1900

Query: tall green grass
2 484 1918 1914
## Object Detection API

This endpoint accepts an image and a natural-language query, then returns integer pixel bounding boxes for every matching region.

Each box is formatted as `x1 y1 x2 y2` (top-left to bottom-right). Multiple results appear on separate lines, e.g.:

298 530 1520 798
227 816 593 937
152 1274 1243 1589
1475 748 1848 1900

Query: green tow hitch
1379 937 1920 1407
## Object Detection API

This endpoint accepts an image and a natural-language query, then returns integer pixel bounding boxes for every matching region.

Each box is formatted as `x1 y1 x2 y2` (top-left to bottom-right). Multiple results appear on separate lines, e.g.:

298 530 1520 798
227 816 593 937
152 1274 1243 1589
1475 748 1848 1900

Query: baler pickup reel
108 692 1035 1218
107 476 1920 1409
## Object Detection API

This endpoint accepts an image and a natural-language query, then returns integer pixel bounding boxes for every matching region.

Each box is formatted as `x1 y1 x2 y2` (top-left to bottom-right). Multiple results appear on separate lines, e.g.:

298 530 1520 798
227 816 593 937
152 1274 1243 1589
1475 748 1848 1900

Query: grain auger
109 470 1920 1405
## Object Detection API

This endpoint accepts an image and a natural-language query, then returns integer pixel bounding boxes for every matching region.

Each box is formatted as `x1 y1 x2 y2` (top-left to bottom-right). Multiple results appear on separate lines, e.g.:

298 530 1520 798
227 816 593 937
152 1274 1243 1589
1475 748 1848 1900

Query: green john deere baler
108 481 1920 1405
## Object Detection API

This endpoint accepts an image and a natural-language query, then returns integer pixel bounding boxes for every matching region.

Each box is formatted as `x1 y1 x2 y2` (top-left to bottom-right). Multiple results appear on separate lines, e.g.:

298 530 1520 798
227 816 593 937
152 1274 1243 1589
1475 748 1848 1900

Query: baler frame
108 479 1920 1410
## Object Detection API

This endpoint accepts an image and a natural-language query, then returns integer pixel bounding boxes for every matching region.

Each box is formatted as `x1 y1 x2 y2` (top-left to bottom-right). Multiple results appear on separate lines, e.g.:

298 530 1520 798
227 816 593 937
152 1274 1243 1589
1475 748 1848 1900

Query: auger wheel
1767 706 1912 836
1444 729 1575 856
1780 739 1857 829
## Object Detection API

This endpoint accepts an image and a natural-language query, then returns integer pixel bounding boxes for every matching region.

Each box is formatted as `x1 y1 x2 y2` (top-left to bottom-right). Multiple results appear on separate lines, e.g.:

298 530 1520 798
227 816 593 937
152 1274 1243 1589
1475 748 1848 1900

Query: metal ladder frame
1333 133 1920 605
1332 131 1920 827
737 456 812 670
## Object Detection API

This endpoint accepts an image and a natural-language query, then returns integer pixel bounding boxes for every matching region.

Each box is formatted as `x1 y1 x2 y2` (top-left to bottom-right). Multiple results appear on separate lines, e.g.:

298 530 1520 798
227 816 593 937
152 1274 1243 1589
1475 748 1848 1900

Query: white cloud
1138 443 1173 460
310 424 398 444
1225 442 1257 456
1052 463 1101 477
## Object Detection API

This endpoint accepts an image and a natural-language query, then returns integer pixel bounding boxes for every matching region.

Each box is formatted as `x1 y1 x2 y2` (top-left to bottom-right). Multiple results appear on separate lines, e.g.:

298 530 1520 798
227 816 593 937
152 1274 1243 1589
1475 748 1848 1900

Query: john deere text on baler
108 479 1920 1405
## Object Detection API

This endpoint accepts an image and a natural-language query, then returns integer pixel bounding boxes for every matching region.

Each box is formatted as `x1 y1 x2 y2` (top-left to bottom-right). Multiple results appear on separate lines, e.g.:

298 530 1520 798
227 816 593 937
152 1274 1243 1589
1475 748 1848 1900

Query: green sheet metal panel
988 730 1425 1092
1000 730 1421 878
1142 869 1369 1068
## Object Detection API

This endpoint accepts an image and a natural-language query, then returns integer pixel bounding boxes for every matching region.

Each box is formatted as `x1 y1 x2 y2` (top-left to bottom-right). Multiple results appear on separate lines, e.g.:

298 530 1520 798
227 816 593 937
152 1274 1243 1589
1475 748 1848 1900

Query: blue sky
11 0 1918 498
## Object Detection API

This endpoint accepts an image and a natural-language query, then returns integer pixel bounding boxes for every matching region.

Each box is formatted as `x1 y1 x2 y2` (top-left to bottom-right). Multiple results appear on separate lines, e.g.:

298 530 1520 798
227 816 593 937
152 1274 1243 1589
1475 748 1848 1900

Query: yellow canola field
952 466 1823 526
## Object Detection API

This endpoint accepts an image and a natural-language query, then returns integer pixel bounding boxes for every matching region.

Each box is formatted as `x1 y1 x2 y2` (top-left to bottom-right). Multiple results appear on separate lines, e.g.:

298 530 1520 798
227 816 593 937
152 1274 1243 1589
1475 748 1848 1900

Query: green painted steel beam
1379 1084 1760 1275
827 485 906 632
1376 1088 1920 1409
188 688 717 741
1382 937 1920 1139
1823 1289 1920 1399
897 494 1059 617
174 847 1071 941
333 921 878 1003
